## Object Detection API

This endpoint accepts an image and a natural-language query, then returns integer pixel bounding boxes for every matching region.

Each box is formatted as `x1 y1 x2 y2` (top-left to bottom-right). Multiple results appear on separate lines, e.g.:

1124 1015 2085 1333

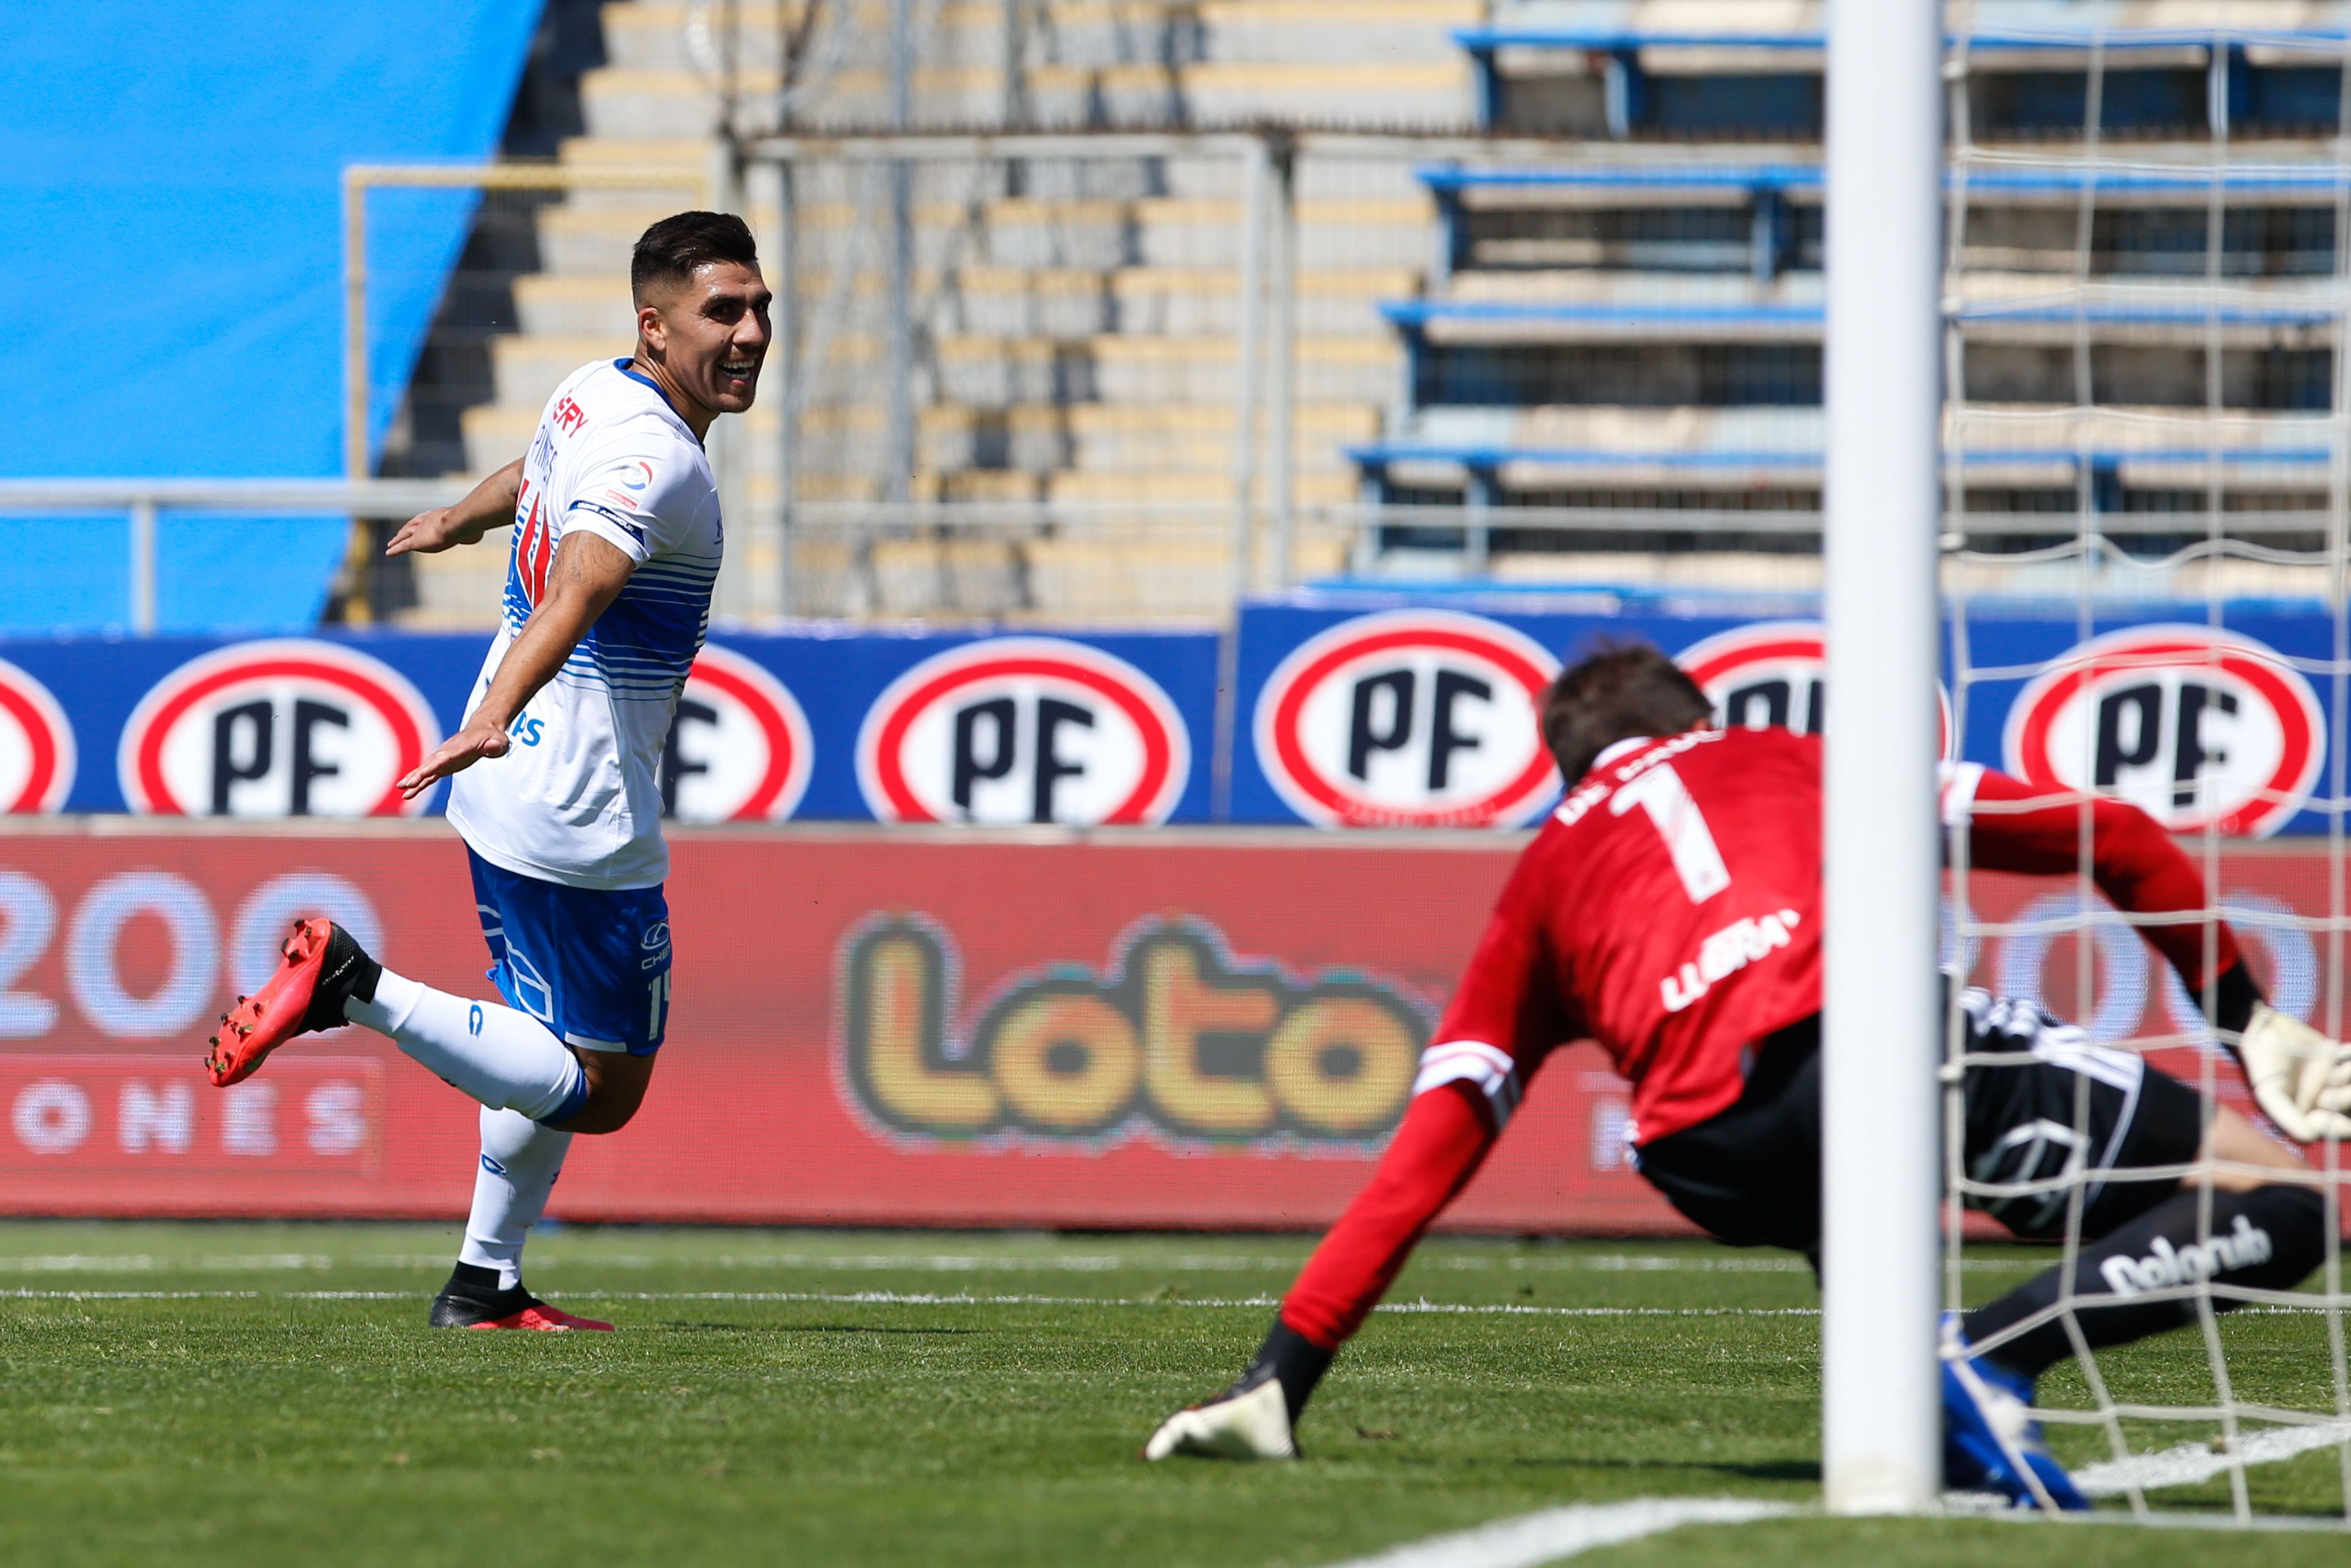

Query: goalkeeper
1146 643 2345 1511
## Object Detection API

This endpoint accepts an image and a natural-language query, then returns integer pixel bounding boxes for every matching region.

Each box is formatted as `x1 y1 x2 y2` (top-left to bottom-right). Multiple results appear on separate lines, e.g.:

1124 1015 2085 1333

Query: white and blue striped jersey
446 358 722 889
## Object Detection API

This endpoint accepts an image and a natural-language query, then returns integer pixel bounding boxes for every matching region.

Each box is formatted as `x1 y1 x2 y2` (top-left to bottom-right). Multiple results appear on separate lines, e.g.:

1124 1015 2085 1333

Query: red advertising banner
0 823 2322 1231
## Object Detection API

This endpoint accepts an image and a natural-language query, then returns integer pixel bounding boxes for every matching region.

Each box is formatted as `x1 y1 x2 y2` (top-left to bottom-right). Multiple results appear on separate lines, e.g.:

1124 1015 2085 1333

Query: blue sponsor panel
716 628 1216 825
0 634 489 816
1235 594 2342 837
0 606 2330 833
1234 598 1755 829
1951 605 2335 840
0 627 1220 826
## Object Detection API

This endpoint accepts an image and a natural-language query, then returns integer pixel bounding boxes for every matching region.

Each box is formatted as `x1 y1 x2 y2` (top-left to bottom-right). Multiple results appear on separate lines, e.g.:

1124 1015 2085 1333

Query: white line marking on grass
2074 1418 2351 1496
1319 1498 1800 1568
0 1255 335 1272
1 1290 266 1300
1 1287 1821 1316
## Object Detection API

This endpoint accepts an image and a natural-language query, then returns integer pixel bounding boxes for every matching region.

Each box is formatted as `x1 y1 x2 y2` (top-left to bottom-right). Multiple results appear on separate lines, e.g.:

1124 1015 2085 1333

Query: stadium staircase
390 0 2351 621
397 0 1475 624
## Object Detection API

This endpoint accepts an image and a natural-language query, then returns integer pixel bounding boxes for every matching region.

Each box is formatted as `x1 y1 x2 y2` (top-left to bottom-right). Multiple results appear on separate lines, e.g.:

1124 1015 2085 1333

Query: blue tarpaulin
0 1 542 631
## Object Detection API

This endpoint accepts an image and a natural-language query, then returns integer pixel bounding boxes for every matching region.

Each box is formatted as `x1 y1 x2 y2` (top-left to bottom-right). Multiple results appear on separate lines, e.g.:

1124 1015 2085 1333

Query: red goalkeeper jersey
1419 726 1824 1146
1275 724 2247 1353
1417 725 2243 1147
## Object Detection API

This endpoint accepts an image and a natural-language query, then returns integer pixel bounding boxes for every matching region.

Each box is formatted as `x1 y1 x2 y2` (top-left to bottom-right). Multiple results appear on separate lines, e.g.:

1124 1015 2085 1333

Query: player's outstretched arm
386 459 524 556
1961 767 2351 1139
398 530 634 799
1145 1081 1498 1460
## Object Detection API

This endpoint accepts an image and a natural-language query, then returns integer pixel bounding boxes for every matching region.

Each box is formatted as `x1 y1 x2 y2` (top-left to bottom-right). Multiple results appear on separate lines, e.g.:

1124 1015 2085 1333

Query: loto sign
838 916 1429 1144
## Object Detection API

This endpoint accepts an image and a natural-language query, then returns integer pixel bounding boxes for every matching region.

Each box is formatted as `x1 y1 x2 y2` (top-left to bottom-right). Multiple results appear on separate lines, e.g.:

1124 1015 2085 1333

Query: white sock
457 1107 572 1291
345 968 587 1124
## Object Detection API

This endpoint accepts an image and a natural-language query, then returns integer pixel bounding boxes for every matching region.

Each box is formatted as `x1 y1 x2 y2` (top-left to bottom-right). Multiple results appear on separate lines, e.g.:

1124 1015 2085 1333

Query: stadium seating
1332 4 2351 583
400 0 1456 621
385 0 2351 618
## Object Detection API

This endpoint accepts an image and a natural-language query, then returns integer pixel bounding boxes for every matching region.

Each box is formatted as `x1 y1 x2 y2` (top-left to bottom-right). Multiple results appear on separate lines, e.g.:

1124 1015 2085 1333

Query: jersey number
647 970 671 1044
1610 763 1731 904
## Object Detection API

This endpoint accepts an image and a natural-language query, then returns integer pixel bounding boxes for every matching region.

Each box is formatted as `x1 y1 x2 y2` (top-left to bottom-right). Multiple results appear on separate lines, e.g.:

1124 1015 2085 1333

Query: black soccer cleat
429 1263 611 1332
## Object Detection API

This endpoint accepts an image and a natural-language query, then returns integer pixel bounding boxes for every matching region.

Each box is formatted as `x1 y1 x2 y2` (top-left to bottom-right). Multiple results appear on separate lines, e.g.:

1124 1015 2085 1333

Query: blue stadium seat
1452 24 2351 136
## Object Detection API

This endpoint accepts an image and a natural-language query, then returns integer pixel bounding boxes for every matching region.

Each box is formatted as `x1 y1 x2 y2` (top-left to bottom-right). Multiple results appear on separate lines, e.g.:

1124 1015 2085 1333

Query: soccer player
203 211 769 1332
1145 643 2351 1509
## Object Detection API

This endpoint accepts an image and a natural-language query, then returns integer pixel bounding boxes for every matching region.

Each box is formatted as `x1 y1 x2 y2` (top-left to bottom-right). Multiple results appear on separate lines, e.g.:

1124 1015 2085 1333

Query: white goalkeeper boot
1143 1374 1297 1461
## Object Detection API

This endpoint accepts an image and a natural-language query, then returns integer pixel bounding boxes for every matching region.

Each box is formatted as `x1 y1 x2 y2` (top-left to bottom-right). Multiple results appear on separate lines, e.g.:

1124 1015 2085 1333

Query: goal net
1939 3 2351 1522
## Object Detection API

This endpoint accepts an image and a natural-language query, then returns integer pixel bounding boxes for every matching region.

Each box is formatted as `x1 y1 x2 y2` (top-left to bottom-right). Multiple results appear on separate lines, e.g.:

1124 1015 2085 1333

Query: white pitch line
0 1255 337 1273
1318 1498 1800 1568
0 1250 1824 1276
2075 1419 2351 1496
1 1287 1819 1315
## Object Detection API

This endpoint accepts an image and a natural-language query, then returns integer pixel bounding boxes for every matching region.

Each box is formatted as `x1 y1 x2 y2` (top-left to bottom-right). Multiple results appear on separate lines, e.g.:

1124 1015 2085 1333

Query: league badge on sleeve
2002 623 2324 837
1253 609 1560 829
661 642 814 822
856 637 1190 826
0 656 75 813
117 640 442 818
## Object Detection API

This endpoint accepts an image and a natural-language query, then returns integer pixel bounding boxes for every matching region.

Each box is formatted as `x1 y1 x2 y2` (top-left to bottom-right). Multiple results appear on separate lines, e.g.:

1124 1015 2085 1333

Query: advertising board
5 594 2348 836
1234 596 2345 836
0 823 2312 1231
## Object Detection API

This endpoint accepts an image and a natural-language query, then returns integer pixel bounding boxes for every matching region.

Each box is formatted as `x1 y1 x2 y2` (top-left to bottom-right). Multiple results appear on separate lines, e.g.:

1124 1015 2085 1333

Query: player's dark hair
1541 642 1712 785
630 211 760 302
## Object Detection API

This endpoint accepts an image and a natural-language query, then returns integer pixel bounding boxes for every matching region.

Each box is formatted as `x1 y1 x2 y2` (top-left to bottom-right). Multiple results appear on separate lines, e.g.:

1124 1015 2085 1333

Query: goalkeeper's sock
345 969 589 1125
1964 1184 2324 1379
1241 1318 1336 1424
457 1106 573 1291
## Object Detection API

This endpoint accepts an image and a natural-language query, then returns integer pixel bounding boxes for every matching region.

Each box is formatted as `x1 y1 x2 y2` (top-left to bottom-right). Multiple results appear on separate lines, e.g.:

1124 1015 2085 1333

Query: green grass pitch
3 1223 2347 1566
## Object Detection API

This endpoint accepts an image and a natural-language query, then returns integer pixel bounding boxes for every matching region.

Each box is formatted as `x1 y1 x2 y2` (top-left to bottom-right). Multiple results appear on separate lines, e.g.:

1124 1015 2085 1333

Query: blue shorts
467 848 673 1056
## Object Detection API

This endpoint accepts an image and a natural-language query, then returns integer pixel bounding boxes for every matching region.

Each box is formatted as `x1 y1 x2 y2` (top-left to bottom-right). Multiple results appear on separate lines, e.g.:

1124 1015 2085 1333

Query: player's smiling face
637 261 773 428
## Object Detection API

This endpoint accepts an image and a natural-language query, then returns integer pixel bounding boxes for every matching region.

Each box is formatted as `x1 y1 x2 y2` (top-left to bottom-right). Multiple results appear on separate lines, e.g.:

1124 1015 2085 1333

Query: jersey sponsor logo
837 914 1430 1144
1675 620 1954 757
1659 908 1803 1014
856 639 1189 826
117 640 441 818
2002 624 2324 837
2099 1213 2273 1298
660 643 814 823
0 658 75 813
1254 610 1561 829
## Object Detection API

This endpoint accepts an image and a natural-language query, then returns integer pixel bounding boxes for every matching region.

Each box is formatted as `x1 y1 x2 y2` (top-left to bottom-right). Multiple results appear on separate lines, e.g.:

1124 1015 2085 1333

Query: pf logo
1676 620 1954 758
0 657 74 813
2003 624 2324 838
118 640 442 818
1255 610 1560 829
857 638 1190 825
659 643 813 823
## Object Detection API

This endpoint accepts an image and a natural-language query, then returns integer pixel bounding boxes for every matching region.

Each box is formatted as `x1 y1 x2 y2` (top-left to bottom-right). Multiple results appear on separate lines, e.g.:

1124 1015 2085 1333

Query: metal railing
0 479 470 635
341 161 718 486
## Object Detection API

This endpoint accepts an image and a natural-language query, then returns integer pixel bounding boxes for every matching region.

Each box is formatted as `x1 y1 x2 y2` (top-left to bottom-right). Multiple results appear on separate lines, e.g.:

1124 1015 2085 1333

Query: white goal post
1820 0 1946 1514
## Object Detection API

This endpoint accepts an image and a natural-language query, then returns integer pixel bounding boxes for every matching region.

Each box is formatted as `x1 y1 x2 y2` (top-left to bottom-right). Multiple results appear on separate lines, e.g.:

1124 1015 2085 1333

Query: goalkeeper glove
1142 1372 1295 1462
2236 1002 2351 1144
1143 1319 1330 1461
